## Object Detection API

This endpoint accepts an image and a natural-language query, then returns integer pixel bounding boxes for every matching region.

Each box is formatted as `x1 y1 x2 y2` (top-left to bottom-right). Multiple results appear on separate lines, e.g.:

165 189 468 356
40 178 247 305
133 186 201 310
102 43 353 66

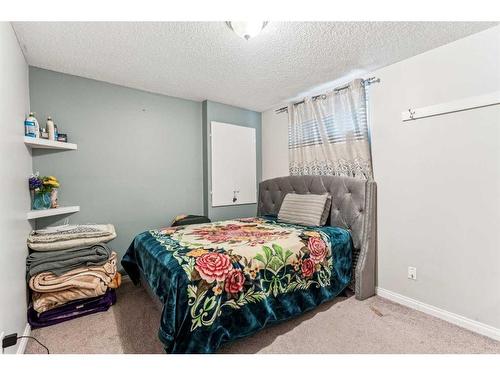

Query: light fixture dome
226 21 268 40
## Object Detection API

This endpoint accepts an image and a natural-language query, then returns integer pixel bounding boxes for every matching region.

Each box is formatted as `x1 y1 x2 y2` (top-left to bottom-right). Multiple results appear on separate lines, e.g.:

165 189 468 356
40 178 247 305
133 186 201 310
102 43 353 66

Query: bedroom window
287 79 373 179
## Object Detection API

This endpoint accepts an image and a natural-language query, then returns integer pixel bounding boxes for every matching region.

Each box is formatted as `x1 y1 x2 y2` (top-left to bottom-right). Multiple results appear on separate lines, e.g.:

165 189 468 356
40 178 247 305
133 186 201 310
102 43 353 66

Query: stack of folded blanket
26 224 121 328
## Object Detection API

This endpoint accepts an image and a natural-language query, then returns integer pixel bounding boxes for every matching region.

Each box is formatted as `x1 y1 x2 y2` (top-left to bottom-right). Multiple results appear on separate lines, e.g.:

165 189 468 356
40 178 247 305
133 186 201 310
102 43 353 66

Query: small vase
32 191 52 210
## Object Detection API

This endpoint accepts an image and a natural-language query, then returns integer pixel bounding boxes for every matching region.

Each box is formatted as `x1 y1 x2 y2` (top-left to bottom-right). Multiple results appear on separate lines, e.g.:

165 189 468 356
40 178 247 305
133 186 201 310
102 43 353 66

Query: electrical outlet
408 266 417 280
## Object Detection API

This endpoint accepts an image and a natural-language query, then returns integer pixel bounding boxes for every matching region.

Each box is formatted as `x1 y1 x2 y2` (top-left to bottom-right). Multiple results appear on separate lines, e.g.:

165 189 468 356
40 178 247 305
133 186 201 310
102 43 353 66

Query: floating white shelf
24 136 77 150
27 206 80 220
402 90 500 122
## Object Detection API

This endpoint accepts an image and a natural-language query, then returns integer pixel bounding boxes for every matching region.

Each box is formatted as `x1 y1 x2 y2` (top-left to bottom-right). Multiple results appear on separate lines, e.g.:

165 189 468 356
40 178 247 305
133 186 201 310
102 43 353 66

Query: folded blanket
28 290 116 328
29 224 115 243
28 225 117 251
26 243 113 277
32 287 109 313
29 252 117 293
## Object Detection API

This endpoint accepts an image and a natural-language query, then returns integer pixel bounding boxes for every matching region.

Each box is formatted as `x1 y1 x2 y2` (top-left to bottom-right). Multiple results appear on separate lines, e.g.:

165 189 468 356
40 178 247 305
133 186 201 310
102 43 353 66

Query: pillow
278 193 332 227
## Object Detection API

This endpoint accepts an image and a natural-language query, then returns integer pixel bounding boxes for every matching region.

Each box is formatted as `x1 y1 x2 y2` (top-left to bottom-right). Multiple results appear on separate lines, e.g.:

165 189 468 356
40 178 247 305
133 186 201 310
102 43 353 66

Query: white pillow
278 193 332 227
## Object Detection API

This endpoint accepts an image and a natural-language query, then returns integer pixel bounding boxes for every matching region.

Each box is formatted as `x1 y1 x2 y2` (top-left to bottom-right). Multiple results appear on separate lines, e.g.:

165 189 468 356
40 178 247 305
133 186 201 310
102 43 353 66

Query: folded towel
29 252 117 293
28 290 116 328
28 225 117 251
26 243 113 277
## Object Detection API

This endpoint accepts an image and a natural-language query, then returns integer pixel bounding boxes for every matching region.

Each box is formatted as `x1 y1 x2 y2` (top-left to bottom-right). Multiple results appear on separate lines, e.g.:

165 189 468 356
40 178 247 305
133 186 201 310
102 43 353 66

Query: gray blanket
26 243 113 278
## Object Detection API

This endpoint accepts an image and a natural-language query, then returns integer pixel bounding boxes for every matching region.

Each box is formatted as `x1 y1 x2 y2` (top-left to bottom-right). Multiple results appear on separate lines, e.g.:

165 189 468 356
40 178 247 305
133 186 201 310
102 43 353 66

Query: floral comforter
122 217 352 353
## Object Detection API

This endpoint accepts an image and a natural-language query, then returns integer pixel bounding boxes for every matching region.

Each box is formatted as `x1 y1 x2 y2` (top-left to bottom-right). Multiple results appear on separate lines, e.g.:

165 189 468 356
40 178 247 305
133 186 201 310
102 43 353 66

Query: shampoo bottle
46 116 55 141
24 112 40 138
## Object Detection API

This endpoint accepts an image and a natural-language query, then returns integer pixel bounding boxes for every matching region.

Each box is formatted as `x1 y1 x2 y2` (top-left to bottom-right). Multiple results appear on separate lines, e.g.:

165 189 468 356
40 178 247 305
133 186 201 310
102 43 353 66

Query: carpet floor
26 280 500 354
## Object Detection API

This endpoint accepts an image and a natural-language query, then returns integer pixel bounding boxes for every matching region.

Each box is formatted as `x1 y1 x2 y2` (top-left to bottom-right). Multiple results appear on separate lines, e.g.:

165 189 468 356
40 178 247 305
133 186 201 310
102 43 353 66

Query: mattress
122 217 352 353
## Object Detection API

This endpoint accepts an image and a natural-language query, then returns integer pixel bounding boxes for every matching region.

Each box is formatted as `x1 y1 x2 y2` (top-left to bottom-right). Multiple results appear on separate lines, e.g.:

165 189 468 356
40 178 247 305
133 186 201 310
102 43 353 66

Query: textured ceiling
12 22 497 111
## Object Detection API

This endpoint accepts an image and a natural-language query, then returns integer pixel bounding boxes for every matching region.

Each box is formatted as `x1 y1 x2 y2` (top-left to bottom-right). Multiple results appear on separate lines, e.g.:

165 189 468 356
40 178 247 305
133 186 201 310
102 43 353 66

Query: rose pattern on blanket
184 219 290 246
150 218 333 331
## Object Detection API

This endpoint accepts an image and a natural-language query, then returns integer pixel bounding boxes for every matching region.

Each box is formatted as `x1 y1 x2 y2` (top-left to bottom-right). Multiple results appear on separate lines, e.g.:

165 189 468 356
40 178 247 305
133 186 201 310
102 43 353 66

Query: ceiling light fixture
226 21 268 40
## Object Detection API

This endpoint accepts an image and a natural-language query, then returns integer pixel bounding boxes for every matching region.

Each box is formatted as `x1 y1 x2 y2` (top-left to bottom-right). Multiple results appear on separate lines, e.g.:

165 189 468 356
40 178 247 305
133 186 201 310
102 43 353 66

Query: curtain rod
274 77 380 114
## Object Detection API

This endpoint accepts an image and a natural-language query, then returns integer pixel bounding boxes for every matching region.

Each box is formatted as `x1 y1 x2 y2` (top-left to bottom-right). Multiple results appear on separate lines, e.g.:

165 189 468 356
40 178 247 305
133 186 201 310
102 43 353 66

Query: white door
211 121 257 207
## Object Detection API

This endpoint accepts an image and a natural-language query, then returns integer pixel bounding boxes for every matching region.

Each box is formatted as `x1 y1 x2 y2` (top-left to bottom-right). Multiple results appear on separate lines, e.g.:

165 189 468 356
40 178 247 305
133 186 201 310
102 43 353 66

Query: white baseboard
16 324 31 354
376 287 500 342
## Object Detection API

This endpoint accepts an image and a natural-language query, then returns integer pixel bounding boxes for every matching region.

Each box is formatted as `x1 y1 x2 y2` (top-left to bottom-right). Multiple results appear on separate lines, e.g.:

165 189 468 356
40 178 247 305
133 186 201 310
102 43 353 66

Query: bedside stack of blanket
26 224 121 328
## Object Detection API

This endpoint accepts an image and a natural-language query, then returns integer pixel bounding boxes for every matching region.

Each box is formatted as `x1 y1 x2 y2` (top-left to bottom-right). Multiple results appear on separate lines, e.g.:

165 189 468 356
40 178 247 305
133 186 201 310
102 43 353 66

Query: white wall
370 25 500 330
262 109 289 180
261 25 500 331
0 22 32 353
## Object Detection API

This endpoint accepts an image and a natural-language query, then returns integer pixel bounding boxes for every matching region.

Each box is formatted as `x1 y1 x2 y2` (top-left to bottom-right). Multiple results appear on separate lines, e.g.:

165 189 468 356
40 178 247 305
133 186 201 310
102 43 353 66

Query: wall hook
232 190 240 203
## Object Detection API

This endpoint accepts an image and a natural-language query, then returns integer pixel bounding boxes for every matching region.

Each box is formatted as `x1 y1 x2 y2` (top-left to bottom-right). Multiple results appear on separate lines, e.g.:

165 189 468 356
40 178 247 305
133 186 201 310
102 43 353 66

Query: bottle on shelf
25 112 40 138
46 116 55 141
40 128 49 139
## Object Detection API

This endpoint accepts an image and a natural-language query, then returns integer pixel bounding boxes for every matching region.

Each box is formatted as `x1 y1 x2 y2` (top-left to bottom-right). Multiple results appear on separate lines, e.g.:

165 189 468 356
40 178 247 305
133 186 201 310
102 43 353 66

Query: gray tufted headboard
258 175 377 300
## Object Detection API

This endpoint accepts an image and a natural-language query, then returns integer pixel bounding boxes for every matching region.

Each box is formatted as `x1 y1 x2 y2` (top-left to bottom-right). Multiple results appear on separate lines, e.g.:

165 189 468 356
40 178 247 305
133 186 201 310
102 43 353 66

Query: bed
122 175 377 353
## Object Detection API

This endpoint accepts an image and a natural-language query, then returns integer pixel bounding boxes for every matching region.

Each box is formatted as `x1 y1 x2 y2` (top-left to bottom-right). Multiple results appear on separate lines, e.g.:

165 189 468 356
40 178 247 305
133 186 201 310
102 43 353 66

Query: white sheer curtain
288 79 373 179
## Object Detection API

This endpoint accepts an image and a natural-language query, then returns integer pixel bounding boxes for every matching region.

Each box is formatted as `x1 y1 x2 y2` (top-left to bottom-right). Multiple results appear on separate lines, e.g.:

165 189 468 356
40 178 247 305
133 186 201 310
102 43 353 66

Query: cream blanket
29 252 117 292
28 224 116 251
30 252 117 313
29 224 115 242
32 288 108 313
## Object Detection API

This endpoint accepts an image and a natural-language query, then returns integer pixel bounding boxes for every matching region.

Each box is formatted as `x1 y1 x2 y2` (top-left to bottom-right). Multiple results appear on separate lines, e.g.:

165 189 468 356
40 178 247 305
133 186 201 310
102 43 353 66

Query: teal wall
29 68 262 264
202 100 262 221
30 67 204 261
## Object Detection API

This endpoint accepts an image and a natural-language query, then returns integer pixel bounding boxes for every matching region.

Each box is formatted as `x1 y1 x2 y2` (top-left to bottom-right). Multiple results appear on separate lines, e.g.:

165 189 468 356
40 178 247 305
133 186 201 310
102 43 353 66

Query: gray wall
369 26 500 331
202 100 262 221
0 22 32 354
260 26 500 334
30 67 203 262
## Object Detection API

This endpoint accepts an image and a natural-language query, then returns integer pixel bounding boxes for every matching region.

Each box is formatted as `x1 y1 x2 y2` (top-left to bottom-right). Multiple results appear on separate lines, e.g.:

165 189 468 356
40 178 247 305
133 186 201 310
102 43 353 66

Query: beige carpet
26 280 500 354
